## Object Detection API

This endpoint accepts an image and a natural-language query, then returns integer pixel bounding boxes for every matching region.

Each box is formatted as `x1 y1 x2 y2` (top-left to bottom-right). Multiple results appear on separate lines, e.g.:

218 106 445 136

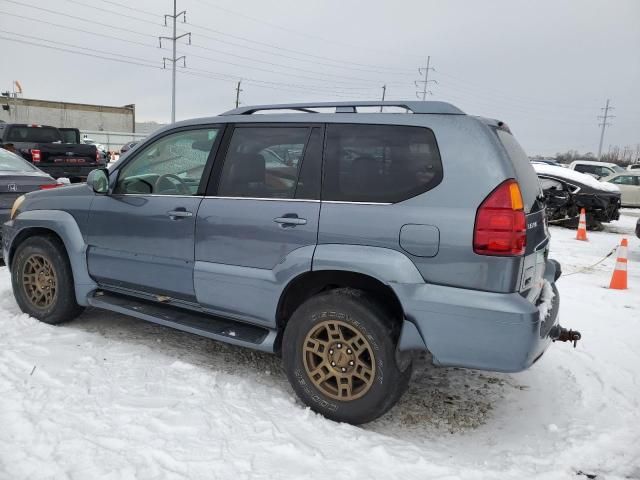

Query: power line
159 0 191 123
191 0 421 61
0 0 158 39
0 32 375 98
597 99 615 159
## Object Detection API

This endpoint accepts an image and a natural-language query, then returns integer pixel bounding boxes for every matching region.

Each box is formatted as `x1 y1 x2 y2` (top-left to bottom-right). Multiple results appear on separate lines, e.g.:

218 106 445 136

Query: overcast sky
1 0 638 155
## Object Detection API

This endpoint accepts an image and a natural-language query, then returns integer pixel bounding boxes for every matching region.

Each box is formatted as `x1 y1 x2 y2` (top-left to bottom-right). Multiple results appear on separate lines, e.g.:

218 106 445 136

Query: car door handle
167 209 193 219
274 215 307 226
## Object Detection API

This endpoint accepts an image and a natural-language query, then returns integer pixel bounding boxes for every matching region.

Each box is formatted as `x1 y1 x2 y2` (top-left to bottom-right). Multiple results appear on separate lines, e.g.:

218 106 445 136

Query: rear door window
322 124 442 203
217 126 310 199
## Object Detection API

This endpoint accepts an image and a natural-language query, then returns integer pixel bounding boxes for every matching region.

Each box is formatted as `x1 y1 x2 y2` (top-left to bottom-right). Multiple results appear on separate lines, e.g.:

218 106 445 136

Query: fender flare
312 244 429 352
8 210 96 306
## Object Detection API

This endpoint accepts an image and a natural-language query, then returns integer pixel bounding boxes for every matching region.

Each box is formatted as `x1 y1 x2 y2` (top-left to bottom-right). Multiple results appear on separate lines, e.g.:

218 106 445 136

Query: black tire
282 288 412 424
11 235 84 325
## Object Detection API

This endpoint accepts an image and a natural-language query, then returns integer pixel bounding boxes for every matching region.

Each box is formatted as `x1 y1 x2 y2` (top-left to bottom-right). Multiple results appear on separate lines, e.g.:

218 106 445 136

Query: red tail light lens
31 149 41 163
473 179 526 256
39 183 63 190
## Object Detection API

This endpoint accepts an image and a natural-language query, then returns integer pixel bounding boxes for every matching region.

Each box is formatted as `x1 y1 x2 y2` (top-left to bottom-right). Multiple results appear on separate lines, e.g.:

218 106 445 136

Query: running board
88 291 276 352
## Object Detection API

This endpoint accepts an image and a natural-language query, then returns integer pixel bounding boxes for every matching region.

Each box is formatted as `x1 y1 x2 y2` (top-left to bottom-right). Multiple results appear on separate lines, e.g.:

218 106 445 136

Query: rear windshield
0 147 38 172
60 129 79 143
496 129 542 212
6 126 62 143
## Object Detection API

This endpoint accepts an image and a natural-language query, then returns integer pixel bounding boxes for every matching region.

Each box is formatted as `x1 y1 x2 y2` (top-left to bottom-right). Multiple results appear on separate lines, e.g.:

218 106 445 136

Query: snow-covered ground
1 211 639 480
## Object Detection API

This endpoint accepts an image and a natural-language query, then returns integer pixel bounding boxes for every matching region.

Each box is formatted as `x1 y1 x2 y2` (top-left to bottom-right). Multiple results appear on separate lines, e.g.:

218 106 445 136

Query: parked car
533 163 621 229
627 164 640 171
602 172 640 207
82 138 109 160
0 147 60 230
120 141 138 155
3 101 581 425
0 123 104 181
569 160 626 179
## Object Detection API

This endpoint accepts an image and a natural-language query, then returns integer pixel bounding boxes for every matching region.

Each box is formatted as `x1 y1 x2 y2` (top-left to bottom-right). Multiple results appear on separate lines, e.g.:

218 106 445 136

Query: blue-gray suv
3 101 579 424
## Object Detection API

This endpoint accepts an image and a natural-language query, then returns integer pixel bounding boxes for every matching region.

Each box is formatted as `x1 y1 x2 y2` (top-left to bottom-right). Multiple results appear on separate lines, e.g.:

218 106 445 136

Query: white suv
569 160 626 179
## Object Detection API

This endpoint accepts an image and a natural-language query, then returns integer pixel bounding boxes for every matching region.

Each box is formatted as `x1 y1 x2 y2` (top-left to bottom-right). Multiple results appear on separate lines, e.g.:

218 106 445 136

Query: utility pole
597 99 614 159
415 56 437 101
379 85 386 112
235 80 243 108
159 0 191 123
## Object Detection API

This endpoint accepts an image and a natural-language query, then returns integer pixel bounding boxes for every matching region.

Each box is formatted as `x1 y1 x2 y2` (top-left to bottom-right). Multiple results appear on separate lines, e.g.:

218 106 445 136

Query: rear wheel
282 288 412 424
11 236 84 325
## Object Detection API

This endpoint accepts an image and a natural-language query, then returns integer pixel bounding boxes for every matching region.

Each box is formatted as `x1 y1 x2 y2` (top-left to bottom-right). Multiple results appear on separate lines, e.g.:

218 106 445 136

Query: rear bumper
394 259 560 373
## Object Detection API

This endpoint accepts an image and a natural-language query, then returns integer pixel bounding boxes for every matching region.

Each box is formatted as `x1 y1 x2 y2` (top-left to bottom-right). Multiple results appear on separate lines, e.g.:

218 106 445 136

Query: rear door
194 123 322 327
609 175 640 205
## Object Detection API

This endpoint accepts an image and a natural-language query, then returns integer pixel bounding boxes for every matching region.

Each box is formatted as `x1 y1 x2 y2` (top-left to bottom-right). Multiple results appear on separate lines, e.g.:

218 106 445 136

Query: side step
88 291 276 352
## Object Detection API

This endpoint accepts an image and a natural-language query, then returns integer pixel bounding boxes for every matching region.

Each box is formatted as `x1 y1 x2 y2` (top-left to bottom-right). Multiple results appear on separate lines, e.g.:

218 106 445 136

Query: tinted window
7 126 62 143
218 127 309 199
295 127 322 200
115 128 219 195
574 164 596 174
323 124 442 203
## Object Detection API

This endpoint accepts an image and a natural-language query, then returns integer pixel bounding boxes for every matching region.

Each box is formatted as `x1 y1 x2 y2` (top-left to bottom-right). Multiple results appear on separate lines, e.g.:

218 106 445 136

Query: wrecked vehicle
532 163 621 230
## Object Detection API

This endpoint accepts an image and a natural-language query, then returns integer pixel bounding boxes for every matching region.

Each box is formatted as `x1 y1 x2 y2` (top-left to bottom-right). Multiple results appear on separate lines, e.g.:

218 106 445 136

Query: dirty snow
1 211 640 480
532 163 621 193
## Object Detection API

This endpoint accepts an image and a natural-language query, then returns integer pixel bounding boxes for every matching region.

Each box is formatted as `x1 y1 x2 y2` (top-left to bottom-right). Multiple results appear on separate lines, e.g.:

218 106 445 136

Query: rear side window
217 127 310 199
574 164 595 174
323 124 442 203
6 126 62 143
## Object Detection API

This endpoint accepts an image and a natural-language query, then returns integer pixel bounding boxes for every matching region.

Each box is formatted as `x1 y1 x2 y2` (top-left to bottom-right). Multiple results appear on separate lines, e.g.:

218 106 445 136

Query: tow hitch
550 326 582 348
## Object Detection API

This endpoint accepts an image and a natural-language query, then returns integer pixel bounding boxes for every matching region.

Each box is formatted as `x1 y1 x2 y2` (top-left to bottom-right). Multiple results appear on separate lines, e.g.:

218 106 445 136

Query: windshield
6 126 62 143
0 147 39 172
613 165 626 173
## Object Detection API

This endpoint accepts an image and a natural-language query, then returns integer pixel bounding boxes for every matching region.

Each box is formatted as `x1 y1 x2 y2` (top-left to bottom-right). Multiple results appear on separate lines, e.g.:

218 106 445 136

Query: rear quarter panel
317 115 524 293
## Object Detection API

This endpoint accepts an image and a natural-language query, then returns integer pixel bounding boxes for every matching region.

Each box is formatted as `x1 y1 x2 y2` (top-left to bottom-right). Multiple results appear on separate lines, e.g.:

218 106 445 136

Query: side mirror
87 168 109 194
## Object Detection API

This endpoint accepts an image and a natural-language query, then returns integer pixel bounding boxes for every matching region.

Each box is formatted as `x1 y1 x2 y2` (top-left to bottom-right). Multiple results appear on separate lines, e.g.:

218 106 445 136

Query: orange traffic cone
576 208 588 241
609 238 628 290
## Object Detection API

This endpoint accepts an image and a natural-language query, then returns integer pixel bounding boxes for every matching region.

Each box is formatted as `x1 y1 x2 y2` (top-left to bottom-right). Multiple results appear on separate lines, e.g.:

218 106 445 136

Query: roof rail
220 101 464 116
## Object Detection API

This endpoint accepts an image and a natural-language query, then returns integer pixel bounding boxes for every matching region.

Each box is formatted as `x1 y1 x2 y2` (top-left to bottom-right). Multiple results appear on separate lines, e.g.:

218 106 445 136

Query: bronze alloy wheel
303 319 376 401
22 254 57 309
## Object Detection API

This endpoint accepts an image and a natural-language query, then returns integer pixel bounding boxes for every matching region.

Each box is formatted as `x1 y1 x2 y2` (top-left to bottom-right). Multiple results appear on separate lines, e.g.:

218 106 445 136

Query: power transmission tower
597 99 615 159
415 56 437 100
235 80 243 108
379 85 386 112
159 0 191 123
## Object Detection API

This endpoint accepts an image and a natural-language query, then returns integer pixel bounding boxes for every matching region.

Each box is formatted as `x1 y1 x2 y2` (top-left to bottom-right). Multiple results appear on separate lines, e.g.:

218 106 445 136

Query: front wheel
282 288 412 424
11 236 84 325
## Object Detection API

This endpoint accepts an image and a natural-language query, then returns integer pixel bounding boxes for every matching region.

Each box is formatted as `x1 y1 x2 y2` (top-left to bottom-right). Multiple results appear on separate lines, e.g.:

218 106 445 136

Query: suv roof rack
221 101 464 116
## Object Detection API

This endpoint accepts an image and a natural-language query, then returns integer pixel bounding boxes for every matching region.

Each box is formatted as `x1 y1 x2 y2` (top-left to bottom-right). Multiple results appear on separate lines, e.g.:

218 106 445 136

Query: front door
87 126 222 301
194 124 323 326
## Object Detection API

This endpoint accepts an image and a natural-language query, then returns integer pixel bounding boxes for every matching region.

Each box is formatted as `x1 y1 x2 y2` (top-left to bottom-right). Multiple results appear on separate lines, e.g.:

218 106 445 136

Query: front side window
323 124 442 203
217 127 309 199
115 128 219 195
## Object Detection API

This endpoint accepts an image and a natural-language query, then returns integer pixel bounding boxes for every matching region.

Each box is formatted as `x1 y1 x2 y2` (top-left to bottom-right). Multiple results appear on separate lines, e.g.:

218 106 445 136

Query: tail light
39 183 64 190
473 179 526 256
31 149 41 163
96 149 102 163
